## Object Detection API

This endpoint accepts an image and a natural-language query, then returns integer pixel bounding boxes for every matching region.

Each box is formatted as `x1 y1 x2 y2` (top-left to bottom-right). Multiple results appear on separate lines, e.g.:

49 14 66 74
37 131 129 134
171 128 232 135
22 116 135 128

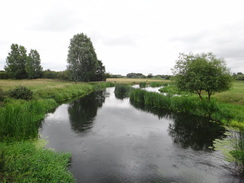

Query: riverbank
0 79 114 182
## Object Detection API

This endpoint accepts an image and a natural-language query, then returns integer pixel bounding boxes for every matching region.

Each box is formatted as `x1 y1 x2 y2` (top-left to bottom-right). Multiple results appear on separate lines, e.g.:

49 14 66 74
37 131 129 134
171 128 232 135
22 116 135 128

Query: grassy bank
130 88 244 127
0 79 114 182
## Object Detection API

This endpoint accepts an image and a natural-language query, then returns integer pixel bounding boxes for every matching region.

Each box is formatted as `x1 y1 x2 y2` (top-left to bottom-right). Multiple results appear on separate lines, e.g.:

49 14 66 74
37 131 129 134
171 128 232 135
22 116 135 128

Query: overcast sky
1 0 244 75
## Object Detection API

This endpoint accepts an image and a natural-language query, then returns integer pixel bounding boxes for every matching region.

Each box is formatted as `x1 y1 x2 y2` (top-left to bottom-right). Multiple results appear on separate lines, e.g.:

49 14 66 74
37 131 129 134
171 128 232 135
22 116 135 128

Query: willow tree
67 33 105 82
172 52 233 101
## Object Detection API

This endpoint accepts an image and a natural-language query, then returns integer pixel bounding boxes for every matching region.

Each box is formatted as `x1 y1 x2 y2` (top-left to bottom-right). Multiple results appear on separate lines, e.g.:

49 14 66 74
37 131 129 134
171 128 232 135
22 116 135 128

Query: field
214 81 244 106
0 79 76 92
106 78 170 84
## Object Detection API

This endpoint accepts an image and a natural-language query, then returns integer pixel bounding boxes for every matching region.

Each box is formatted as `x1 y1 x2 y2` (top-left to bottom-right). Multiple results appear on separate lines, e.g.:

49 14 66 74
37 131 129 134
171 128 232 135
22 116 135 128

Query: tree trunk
197 90 203 100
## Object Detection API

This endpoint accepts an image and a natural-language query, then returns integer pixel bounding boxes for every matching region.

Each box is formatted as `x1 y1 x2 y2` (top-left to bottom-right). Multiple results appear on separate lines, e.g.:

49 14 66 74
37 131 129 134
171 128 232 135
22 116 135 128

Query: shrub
8 86 33 100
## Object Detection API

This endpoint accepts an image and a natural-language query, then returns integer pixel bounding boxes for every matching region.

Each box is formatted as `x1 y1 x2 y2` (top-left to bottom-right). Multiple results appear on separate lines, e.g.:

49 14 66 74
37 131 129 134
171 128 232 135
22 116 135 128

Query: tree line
4 44 43 79
2 33 106 82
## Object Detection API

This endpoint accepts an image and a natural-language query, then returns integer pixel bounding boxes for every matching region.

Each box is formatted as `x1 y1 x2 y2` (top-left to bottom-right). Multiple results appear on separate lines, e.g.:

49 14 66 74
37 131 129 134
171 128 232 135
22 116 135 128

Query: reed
130 88 244 126
0 99 57 141
149 82 169 87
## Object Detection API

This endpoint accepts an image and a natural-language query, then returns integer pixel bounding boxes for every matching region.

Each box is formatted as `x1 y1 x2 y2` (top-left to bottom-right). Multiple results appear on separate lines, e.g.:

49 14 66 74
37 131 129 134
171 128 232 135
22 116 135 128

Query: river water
40 87 242 183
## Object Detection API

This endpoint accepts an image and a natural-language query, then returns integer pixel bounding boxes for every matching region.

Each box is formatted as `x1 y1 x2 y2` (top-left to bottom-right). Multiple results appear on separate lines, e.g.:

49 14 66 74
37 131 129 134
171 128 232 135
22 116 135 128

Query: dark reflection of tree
130 100 226 151
168 114 226 151
68 90 106 133
114 84 131 100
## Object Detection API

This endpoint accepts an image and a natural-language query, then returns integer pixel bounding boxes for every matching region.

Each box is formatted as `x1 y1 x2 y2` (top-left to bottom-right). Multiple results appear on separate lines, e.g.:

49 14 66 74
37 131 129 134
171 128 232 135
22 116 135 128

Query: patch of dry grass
0 79 75 92
106 78 171 84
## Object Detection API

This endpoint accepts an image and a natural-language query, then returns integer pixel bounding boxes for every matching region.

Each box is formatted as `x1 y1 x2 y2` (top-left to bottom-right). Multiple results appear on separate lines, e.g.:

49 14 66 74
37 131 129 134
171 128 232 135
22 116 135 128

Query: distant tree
172 52 233 101
43 69 58 79
26 49 43 79
67 33 105 82
5 44 28 79
126 73 146 78
147 73 153 78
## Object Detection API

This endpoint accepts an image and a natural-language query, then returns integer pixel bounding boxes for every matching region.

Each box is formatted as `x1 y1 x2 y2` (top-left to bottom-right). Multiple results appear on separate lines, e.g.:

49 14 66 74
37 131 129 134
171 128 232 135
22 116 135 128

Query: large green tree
26 49 43 79
172 52 233 101
5 44 28 79
67 33 105 82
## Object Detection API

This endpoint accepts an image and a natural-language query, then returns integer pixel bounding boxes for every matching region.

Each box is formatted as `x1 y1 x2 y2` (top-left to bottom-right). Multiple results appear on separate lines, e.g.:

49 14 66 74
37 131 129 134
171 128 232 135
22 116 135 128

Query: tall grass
0 99 57 141
0 140 74 182
130 88 244 126
149 82 169 87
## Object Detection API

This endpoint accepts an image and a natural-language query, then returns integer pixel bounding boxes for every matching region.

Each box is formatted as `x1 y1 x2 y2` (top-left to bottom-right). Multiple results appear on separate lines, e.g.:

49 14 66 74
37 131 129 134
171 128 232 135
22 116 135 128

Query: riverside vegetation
115 80 244 175
0 79 114 182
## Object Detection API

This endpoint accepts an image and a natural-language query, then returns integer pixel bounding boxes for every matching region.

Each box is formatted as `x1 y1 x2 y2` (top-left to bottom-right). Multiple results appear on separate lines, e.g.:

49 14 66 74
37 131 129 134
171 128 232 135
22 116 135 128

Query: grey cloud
28 4 82 32
101 34 139 47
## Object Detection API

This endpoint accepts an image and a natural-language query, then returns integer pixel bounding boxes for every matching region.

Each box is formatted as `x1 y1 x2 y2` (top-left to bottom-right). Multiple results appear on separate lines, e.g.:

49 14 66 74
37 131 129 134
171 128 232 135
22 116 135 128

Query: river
40 87 242 183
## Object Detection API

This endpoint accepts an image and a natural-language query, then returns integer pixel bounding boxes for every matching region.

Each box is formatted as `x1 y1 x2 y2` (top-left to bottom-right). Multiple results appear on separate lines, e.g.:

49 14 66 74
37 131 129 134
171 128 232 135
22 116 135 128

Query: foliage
0 71 8 79
233 72 244 81
172 52 233 101
4 44 43 79
130 88 244 124
213 127 244 175
0 141 74 182
139 82 147 88
8 86 33 100
126 73 146 78
67 33 105 82
5 44 28 79
26 49 43 79
94 60 106 81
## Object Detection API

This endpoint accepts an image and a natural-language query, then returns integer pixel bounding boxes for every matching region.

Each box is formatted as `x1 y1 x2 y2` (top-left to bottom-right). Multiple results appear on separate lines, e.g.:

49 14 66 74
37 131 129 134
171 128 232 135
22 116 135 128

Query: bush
8 86 33 100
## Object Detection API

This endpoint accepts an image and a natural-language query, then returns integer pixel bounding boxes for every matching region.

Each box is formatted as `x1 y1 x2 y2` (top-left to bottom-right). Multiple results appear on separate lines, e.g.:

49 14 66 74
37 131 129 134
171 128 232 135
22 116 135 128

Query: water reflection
68 90 106 133
130 100 226 151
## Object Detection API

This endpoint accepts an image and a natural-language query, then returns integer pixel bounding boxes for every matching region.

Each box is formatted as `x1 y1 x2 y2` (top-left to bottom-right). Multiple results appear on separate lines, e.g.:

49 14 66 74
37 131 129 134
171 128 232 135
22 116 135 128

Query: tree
5 44 28 79
67 33 105 82
172 52 233 101
94 60 106 81
26 49 43 79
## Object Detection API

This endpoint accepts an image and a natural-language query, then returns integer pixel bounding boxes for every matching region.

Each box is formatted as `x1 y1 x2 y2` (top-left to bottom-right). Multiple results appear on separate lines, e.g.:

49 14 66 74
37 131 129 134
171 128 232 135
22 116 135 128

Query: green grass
0 99 57 141
214 81 244 105
0 140 74 182
130 88 244 127
0 79 115 182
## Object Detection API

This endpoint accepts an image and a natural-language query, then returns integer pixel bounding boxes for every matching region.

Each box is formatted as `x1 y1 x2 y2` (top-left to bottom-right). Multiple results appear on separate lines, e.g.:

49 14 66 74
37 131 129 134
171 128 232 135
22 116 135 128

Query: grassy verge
0 140 74 182
0 79 114 182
